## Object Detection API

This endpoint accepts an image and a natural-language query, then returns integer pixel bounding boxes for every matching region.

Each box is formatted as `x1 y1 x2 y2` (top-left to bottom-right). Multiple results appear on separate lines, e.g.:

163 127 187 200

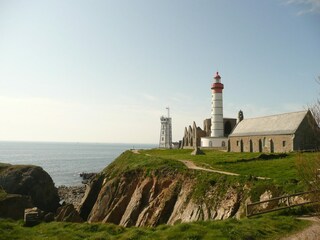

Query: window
161 137 164 141
283 141 286 147
222 141 226 147
236 141 239 146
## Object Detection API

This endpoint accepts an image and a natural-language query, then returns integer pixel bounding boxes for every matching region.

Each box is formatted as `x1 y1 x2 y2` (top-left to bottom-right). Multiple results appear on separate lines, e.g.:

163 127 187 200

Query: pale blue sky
0 0 319 143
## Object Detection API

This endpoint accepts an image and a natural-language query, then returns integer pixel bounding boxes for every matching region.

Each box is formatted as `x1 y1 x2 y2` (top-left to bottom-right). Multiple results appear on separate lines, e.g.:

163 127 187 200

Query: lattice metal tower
159 107 172 148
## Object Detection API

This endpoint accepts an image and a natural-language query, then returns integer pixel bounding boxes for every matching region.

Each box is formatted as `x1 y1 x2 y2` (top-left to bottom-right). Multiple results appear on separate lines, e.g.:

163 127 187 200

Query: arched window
249 139 253 152
263 137 267 147
270 139 274 153
240 139 244 152
258 139 262 152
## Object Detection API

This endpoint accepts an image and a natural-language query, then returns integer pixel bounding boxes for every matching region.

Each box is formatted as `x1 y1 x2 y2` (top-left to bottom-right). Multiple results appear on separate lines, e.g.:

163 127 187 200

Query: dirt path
133 150 270 179
179 160 240 176
280 217 320 240
179 160 270 180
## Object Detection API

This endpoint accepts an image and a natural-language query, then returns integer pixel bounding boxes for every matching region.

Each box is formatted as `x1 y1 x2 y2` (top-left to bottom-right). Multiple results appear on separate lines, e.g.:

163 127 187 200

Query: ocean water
0 141 156 186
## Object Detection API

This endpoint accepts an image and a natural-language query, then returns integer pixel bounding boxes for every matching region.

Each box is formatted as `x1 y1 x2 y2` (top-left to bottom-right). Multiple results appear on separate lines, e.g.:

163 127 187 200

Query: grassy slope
1 149 317 239
102 151 187 178
0 213 310 240
100 149 317 206
140 149 319 194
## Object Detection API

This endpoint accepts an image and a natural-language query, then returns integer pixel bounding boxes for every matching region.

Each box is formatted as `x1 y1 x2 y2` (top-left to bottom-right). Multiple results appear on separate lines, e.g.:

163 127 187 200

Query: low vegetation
0 188 7 201
0 212 310 240
100 149 319 208
1 149 318 239
140 149 319 194
102 150 187 178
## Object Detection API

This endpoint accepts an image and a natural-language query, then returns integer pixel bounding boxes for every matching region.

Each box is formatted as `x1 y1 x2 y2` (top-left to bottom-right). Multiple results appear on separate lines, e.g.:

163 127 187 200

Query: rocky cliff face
0 164 60 213
79 170 245 227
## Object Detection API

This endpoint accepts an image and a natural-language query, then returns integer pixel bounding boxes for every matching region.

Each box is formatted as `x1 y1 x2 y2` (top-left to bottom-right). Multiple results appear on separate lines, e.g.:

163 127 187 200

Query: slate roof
229 110 309 137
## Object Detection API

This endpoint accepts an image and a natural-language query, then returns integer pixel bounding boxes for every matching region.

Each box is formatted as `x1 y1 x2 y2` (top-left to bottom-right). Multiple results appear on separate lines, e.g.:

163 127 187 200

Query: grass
0 188 7 201
96 149 320 215
98 149 319 204
139 149 319 194
1 150 318 239
0 212 310 240
102 150 187 178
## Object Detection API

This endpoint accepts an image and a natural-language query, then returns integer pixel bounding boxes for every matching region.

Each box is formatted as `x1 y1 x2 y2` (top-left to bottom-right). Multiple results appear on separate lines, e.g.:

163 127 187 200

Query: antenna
166 107 170 118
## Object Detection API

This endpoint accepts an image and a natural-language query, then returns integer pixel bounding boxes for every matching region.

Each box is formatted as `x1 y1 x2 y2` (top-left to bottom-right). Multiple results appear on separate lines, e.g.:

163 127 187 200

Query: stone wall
294 112 320 151
229 134 294 153
182 122 207 148
182 118 237 149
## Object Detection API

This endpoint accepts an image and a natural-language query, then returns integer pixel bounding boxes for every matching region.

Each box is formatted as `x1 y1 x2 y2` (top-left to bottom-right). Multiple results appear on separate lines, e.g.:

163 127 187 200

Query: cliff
79 151 248 227
0 163 60 219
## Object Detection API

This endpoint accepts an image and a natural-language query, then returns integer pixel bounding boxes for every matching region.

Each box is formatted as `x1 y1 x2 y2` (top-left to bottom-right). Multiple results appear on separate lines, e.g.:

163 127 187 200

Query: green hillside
1 149 319 239
0 213 310 240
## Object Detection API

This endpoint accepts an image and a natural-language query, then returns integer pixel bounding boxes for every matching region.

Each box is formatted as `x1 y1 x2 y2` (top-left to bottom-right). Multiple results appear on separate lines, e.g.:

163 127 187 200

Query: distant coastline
0 141 157 186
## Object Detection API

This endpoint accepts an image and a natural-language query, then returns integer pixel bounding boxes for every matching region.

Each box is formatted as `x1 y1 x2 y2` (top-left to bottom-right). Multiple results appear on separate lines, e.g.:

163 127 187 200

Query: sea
0 141 157 187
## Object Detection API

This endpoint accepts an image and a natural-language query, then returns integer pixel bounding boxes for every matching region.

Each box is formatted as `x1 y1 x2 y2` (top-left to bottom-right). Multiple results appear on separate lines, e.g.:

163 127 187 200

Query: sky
0 0 319 144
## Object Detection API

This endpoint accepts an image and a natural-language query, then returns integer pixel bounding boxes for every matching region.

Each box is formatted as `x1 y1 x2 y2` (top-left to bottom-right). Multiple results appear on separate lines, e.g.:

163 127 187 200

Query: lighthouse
211 72 224 137
200 72 228 148
159 107 172 149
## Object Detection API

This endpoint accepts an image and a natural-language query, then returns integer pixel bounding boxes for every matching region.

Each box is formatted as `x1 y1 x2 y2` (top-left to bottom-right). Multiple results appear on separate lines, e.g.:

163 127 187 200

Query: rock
58 185 86 210
0 193 33 220
24 207 43 227
80 172 97 184
44 212 55 222
78 175 104 221
81 171 243 227
55 204 83 222
259 190 273 209
0 165 60 212
191 147 205 155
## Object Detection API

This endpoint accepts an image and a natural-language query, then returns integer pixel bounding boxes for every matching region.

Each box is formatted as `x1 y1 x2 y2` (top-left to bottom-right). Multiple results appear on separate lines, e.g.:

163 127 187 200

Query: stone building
228 110 320 153
182 118 236 148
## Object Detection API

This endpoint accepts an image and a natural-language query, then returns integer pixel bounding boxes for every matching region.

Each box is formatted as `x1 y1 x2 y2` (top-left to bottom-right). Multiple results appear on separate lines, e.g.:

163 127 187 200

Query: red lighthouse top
211 71 224 93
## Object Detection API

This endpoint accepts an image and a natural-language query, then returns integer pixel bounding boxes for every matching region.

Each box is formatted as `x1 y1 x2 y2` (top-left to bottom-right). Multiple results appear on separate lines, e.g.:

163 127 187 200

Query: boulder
44 212 55 222
191 147 205 155
55 204 83 222
0 165 60 212
80 172 97 184
24 207 43 227
0 193 33 220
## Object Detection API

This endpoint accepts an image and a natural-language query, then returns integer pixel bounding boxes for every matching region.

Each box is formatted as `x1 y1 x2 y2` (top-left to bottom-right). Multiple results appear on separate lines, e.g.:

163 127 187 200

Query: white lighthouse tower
211 72 224 137
201 72 228 148
159 107 172 149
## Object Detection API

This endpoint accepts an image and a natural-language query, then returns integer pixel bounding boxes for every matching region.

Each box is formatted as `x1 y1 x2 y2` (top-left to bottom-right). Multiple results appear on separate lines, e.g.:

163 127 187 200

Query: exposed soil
179 159 270 180
280 217 320 240
179 160 240 176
